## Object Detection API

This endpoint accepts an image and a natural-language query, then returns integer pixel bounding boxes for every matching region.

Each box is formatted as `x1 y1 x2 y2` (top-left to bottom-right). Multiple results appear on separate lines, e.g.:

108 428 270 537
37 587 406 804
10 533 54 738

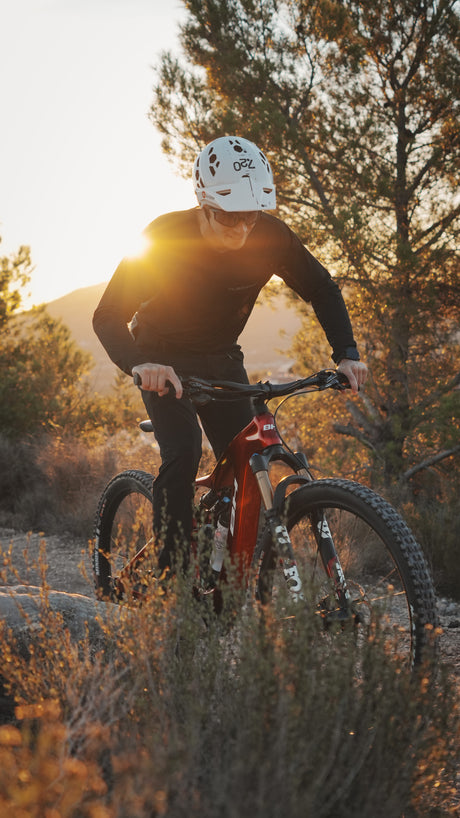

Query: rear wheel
93 470 154 600
257 479 438 666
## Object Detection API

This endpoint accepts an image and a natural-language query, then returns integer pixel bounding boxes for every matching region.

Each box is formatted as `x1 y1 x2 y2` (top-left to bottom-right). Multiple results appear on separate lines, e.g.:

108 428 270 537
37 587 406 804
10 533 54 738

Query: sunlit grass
0 544 457 817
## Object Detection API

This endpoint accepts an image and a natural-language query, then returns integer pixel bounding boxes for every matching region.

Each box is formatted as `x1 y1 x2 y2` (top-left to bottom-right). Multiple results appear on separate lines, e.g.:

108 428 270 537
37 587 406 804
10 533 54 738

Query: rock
0 585 104 643
0 585 108 724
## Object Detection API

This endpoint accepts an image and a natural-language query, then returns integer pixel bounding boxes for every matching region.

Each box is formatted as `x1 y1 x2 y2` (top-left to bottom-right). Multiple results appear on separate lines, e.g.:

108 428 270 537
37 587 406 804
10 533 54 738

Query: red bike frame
114 406 286 596
195 408 284 576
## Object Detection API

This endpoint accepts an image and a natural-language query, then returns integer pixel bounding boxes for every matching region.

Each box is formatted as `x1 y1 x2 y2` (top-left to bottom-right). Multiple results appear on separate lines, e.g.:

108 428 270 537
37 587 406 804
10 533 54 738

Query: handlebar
133 369 350 404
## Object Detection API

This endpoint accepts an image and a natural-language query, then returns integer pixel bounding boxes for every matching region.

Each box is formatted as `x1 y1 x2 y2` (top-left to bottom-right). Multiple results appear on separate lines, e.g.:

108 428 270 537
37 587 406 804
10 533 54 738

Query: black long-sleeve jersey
93 208 360 375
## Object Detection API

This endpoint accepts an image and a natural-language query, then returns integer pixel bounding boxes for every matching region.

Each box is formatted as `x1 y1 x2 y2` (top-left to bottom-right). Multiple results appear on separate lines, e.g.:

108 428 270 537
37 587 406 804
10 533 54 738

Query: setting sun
0 1 194 307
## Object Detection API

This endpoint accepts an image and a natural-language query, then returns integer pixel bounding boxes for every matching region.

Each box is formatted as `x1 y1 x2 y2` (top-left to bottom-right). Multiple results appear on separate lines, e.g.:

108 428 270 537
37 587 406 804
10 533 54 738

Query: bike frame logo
229 477 238 535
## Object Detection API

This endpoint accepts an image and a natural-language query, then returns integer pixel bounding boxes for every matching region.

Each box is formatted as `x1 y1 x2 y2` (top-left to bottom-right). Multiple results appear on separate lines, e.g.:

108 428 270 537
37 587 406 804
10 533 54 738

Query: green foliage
0 306 95 439
402 470 460 599
0 241 33 328
0 239 96 439
0 238 158 532
151 0 460 487
0 236 144 441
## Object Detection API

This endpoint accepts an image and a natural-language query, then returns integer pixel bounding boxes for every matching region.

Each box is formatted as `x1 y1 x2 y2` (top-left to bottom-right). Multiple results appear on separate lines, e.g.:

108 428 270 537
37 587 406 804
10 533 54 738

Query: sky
0 0 197 307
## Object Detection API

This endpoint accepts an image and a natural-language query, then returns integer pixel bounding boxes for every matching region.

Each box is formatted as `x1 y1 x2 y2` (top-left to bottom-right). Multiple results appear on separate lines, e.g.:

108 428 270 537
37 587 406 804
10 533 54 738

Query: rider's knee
161 440 202 477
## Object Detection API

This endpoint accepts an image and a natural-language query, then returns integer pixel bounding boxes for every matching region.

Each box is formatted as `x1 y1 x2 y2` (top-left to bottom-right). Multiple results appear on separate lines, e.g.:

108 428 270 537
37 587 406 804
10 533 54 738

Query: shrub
0 436 49 530
0 430 162 538
0 552 457 818
402 488 460 601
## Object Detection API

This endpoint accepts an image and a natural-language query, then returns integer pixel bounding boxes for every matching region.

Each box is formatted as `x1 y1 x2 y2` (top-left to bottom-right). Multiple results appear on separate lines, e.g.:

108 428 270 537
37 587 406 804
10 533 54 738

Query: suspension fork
250 449 307 601
309 509 352 615
251 449 353 615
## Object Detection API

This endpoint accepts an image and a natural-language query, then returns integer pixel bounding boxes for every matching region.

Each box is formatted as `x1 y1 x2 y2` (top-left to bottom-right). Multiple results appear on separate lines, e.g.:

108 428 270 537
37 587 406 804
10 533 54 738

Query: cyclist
93 135 368 573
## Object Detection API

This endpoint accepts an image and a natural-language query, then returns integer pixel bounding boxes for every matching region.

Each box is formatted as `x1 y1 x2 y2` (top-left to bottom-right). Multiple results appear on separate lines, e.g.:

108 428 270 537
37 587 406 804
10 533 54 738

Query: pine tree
150 0 460 487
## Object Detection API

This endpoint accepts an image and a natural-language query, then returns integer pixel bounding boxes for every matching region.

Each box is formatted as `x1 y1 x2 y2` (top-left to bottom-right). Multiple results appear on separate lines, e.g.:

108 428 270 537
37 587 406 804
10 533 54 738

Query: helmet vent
208 149 221 178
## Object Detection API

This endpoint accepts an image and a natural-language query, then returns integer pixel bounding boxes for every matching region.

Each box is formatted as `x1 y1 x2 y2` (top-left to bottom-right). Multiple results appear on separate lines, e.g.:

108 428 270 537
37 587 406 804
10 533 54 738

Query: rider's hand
132 363 183 399
336 359 368 394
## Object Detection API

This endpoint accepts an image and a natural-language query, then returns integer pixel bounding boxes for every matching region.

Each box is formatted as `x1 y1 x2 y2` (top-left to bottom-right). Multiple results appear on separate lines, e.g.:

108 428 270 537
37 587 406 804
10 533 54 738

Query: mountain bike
93 369 438 666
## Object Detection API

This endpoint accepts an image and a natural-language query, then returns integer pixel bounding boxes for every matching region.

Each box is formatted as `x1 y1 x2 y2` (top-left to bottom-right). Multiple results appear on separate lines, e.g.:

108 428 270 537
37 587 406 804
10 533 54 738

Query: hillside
46 282 302 390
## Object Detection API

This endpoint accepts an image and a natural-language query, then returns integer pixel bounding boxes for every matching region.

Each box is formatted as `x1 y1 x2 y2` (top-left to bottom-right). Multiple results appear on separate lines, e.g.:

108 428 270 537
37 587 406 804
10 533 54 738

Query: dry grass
0 546 457 818
0 430 458 814
0 431 161 537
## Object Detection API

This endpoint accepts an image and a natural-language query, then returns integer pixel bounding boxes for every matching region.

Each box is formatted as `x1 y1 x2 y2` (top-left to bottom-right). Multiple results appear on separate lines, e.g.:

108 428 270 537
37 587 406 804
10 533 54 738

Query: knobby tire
93 469 154 599
257 478 438 666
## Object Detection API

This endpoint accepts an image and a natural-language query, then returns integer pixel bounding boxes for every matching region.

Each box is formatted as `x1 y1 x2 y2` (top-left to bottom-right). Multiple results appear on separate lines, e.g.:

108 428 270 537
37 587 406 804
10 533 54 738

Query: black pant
140 350 253 571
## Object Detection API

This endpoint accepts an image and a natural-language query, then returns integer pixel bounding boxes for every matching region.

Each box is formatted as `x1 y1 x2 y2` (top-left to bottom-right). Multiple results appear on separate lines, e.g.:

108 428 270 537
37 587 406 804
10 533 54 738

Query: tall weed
0 557 457 818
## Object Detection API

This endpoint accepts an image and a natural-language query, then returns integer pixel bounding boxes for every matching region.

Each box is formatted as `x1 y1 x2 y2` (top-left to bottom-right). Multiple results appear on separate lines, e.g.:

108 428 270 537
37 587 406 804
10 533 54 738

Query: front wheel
93 470 154 600
257 479 438 666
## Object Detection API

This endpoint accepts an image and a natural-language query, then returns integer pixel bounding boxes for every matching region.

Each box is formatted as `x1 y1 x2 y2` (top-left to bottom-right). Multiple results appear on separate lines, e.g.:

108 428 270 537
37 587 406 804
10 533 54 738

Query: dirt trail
0 527 94 598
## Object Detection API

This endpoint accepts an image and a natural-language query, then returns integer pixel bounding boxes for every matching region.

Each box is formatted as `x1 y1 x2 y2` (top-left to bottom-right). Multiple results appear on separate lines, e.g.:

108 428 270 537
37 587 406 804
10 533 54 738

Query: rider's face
202 207 258 251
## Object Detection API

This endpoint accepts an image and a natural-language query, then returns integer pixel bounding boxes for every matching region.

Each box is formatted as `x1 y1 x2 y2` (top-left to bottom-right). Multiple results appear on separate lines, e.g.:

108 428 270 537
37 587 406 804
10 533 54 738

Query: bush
401 488 460 601
0 436 50 530
0 558 457 818
0 430 162 538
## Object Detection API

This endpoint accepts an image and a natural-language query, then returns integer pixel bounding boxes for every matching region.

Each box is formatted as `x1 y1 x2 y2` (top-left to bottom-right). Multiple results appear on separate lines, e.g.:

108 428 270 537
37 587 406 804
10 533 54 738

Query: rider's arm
268 219 362 368
94 276 183 397
93 251 183 398
92 229 163 377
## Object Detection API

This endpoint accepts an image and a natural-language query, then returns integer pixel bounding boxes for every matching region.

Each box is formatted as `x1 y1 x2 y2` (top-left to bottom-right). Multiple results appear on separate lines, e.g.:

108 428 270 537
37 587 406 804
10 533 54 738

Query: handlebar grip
336 371 351 388
132 371 179 398
336 371 361 392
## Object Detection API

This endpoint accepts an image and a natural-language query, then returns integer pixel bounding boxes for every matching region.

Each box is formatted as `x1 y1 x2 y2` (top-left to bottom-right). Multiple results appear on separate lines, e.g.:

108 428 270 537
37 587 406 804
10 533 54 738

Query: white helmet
193 136 276 211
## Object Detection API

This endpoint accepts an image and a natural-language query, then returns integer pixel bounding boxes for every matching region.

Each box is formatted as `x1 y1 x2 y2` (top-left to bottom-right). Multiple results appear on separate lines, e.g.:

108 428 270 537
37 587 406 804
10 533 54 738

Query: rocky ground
0 526 459 684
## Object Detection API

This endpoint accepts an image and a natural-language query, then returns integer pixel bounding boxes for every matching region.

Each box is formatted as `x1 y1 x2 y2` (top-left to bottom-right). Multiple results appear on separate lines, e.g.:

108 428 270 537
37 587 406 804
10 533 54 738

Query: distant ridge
46 282 302 391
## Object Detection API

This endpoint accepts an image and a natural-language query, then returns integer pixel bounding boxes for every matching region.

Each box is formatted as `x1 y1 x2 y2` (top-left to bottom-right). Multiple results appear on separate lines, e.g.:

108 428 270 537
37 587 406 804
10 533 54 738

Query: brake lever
334 371 352 390
334 371 362 392
184 388 212 406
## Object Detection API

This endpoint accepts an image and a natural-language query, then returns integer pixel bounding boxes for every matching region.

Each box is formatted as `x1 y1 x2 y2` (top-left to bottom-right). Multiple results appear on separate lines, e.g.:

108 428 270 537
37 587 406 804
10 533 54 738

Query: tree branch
401 445 460 482
414 203 460 254
344 399 377 437
333 422 377 454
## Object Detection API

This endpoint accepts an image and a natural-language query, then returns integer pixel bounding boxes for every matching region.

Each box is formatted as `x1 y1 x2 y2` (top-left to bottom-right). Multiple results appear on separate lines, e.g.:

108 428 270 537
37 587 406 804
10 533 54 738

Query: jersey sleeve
273 222 360 363
92 244 159 376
